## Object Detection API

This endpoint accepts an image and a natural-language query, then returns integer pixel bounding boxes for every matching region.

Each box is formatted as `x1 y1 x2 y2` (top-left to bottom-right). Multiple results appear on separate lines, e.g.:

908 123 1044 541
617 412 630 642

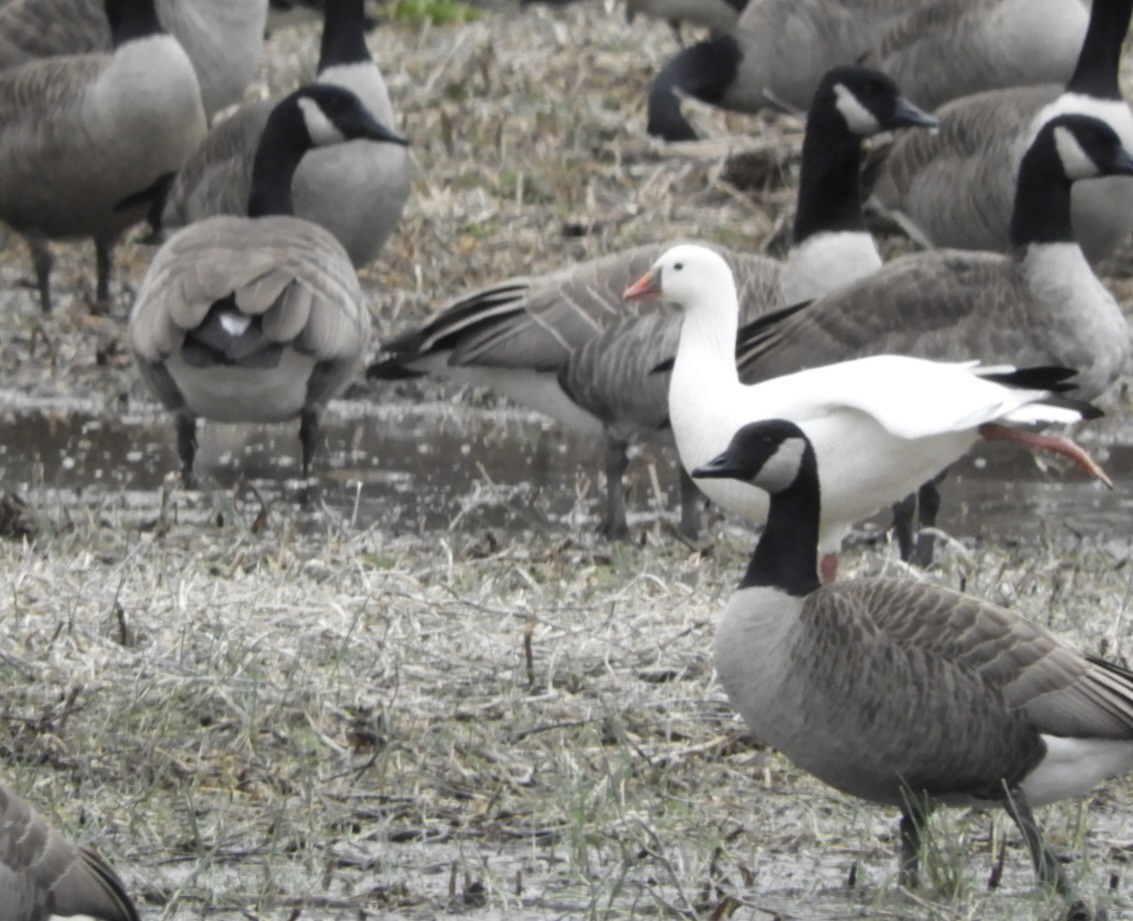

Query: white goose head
623 244 736 318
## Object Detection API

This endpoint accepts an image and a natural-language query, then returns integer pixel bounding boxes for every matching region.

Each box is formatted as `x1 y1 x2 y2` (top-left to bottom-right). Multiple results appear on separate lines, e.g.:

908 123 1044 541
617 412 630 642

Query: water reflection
0 394 1129 544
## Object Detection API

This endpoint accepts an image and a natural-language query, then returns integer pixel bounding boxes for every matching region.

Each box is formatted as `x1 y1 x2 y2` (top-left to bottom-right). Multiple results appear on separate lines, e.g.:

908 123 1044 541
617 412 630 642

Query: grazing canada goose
647 0 1086 141
733 114 1133 563
369 67 933 539
624 243 1111 580
694 418 1131 913
159 0 409 269
0 779 138 921
0 0 267 119
866 0 1133 265
129 84 408 483
0 0 207 313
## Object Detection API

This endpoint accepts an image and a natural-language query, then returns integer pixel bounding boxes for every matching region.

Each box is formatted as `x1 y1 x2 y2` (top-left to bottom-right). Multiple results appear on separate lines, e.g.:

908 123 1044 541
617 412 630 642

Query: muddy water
0 392 1130 545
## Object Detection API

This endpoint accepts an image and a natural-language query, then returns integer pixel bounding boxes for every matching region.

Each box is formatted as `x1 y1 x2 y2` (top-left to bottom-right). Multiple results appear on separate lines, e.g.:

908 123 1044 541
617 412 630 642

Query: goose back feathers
0 780 138 921
866 0 1133 264
129 83 407 480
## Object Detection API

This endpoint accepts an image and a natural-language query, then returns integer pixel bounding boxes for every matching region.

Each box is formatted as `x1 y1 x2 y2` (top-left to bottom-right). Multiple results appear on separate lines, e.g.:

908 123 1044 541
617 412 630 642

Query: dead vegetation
1 2 1133 920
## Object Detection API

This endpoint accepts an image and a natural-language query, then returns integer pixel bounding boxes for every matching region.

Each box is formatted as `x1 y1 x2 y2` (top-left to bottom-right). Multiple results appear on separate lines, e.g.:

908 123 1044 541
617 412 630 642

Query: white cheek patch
833 83 881 136
1053 125 1100 179
297 96 347 146
757 437 806 493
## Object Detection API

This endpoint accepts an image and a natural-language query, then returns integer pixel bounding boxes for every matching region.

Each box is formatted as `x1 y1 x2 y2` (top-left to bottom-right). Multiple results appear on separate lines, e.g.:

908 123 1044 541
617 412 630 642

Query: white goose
624 244 1110 579
695 418 1133 915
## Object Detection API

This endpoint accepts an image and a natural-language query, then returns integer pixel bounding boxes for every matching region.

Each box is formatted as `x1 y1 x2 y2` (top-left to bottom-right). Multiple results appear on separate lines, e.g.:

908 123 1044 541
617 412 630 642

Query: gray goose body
160 0 409 269
129 84 407 481
866 0 1133 265
699 419 1133 909
0 0 267 119
372 67 934 539
0 0 206 311
737 115 1133 405
0 780 137 921
647 0 1085 141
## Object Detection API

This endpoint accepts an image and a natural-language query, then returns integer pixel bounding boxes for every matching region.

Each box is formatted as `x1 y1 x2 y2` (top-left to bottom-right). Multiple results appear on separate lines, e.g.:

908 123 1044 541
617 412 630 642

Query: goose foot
978 424 1113 488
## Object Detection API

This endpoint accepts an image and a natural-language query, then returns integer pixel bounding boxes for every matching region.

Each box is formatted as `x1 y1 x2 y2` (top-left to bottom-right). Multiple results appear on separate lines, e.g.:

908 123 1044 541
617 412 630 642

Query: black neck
319 0 372 72
1065 0 1132 99
793 101 867 244
738 446 822 596
1009 139 1075 247
247 105 311 218
104 0 163 47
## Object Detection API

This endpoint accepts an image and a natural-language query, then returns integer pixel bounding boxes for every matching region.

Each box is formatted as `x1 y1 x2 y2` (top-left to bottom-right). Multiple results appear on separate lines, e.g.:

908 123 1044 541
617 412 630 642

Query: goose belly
293 140 411 268
166 350 316 423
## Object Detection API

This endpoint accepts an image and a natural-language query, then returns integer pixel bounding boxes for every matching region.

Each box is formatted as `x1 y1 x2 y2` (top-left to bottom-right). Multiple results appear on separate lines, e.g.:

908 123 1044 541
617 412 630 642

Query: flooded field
1 389 1130 551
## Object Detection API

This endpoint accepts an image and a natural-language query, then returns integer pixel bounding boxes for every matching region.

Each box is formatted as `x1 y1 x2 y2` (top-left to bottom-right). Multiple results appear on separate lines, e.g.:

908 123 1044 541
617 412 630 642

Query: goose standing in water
0 779 138 921
0 0 207 313
695 418 1132 916
733 113 1133 564
624 244 1111 580
370 66 935 539
158 0 410 269
128 84 408 484
0 0 267 119
866 0 1133 265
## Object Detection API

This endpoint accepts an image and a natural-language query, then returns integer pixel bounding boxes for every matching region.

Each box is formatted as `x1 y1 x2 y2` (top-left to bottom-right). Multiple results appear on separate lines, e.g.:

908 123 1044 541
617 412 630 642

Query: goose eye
673 262 684 271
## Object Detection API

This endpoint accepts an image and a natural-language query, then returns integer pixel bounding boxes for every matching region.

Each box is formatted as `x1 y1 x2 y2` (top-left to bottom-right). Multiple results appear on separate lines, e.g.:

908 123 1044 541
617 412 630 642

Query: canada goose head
692 419 812 495
1031 113 1133 183
291 84 408 149
622 244 734 315
816 66 937 137
248 84 408 216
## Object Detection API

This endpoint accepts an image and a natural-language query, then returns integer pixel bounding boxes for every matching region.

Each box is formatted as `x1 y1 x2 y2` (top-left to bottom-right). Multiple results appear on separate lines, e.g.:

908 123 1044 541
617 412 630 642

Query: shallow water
0 391 1130 546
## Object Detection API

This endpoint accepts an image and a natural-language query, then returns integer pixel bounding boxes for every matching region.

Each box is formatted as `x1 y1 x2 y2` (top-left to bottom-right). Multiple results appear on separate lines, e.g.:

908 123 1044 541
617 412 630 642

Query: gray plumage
625 0 745 34
0 779 138 921
647 0 1085 140
373 241 781 538
865 0 1133 265
0 0 267 118
738 116 1133 404
0 1 207 312
129 83 406 481
703 418 1133 904
160 0 410 268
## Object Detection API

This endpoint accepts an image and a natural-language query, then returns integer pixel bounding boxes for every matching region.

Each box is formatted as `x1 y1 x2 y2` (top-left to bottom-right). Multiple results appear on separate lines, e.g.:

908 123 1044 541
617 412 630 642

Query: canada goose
624 243 1111 580
369 67 934 539
732 114 1133 563
694 418 1131 912
647 0 1086 141
624 0 745 39
0 0 206 313
0 779 138 921
866 0 1133 266
128 84 408 483
159 0 409 269
0 0 267 119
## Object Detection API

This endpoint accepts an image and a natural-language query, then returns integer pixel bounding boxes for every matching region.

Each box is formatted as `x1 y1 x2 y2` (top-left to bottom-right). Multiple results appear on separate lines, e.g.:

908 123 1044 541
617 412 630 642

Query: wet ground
2 388 1130 550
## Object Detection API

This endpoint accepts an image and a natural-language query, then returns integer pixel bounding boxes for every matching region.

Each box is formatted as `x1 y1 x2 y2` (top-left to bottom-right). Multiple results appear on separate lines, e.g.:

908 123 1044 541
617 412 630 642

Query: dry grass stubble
1 3 1133 920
